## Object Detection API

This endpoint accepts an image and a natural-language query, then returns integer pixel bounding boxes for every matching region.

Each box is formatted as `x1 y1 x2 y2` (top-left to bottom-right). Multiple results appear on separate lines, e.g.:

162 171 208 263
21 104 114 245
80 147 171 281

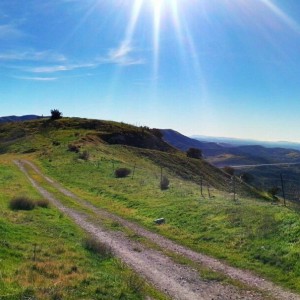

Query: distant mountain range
161 129 300 167
0 115 42 123
191 134 300 151
161 129 300 192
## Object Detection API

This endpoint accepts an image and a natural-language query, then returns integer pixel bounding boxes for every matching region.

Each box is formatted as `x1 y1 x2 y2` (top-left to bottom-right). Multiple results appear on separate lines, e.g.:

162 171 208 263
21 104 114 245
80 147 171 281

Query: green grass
35 142 300 293
2 117 300 294
0 158 168 300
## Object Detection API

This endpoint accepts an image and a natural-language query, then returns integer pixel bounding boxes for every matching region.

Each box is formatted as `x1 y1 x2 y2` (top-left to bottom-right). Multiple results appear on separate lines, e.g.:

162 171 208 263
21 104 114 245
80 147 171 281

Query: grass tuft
126 273 145 294
160 176 170 190
115 168 131 178
83 236 113 259
36 199 50 208
9 196 35 211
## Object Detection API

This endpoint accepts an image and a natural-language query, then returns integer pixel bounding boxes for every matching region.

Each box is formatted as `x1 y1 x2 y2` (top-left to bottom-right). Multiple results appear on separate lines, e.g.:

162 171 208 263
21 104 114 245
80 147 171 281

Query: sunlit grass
35 142 300 293
2 118 300 293
0 157 168 300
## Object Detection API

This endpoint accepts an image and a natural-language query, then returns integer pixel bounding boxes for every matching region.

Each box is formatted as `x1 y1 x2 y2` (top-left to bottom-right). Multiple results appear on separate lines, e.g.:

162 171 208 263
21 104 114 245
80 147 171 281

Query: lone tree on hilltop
50 109 62 120
186 147 202 159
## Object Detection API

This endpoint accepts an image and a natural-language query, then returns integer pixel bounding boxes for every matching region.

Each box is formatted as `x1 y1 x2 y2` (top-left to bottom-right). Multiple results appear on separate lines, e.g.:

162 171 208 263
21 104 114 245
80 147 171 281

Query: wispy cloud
105 42 144 66
0 24 25 40
13 76 57 81
26 62 97 74
0 50 66 62
22 44 144 74
2 41 144 78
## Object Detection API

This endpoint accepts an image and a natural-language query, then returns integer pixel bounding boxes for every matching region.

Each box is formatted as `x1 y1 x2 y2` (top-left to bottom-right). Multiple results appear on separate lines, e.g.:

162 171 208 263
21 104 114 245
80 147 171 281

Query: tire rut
15 160 300 300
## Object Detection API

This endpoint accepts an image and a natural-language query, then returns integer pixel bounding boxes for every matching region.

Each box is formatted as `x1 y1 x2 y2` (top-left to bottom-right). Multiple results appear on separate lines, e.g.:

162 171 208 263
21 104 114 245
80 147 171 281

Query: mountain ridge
0 115 43 123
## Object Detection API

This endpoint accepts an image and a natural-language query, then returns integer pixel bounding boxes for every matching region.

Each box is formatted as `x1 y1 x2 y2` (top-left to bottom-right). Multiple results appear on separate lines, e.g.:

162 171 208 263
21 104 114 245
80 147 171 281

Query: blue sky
1 0 300 142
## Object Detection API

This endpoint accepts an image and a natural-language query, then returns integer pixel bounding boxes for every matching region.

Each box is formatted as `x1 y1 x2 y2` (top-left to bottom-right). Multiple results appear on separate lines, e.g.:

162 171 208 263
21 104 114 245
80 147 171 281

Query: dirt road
15 159 300 300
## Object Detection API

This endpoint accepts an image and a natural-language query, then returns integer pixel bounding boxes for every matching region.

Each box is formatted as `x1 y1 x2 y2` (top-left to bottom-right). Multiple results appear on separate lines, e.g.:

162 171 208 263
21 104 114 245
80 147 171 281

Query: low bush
126 273 145 294
186 147 202 159
79 150 89 161
115 168 131 178
68 144 80 153
52 141 61 146
83 236 112 259
160 176 170 190
9 197 35 211
222 166 235 176
36 199 50 208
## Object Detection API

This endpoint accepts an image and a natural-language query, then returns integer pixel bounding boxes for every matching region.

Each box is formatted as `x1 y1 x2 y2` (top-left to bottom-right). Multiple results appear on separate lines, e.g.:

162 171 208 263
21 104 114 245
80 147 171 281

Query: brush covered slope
2 117 300 294
0 117 256 196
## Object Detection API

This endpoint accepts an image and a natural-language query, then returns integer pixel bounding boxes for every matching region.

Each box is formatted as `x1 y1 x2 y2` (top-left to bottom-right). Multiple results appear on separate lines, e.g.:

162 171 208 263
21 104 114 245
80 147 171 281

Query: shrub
52 141 60 146
186 147 202 159
222 166 235 176
9 197 35 211
79 150 89 161
160 176 170 190
150 128 163 138
83 236 112 259
268 186 280 199
126 273 145 294
36 199 50 208
115 168 131 178
50 109 62 120
68 143 80 153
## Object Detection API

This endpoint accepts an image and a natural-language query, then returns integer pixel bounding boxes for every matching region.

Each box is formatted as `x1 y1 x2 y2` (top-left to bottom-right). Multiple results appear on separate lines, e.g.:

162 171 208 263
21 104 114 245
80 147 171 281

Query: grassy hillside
0 117 258 196
2 117 300 294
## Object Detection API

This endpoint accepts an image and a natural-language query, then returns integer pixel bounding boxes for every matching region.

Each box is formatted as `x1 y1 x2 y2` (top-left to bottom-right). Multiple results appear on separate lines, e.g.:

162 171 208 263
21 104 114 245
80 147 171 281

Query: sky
1 0 300 142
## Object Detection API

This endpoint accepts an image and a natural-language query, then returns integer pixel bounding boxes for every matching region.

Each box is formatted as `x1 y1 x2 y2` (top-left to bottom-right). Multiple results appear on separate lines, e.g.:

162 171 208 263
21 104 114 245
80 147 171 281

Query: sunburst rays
103 0 300 101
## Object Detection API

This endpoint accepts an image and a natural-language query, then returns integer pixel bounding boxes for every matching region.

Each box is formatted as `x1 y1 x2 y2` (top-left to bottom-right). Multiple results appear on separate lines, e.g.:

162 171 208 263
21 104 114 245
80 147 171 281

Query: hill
160 129 224 154
0 117 257 196
161 129 300 166
192 134 300 151
162 129 300 194
0 114 42 123
3 117 300 298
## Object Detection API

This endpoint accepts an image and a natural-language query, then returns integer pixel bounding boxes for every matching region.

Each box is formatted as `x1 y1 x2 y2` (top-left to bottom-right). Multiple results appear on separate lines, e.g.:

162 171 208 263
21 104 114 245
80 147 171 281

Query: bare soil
15 160 300 300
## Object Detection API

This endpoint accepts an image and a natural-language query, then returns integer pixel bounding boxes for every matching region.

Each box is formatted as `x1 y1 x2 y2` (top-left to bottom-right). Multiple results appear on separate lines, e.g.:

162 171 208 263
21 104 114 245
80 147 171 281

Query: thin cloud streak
26 63 97 74
23 44 144 74
0 50 66 62
106 42 144 66
0 23 26 39
13 76 57 81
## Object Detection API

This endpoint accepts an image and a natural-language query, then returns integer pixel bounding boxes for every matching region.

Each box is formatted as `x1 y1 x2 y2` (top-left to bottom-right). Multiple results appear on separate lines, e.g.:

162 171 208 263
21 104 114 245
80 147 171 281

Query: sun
149 0 181 13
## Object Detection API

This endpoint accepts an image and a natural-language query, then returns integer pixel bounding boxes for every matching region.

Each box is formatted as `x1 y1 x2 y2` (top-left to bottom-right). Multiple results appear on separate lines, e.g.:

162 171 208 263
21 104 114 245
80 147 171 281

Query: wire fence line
82 156 251 203
231 163 300 206
70 150 300 206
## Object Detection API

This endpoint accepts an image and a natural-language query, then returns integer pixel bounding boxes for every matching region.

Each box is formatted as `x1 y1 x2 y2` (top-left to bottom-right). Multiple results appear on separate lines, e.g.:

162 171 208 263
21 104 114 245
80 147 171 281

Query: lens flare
259 0 300 33
153 0 162 80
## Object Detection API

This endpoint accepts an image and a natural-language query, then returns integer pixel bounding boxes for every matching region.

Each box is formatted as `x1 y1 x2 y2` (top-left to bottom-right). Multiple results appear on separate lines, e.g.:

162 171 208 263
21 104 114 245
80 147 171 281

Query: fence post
33 243 37 261
233 176 236 201
280 173 286 206
132 163 136 180
207 183 211 198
